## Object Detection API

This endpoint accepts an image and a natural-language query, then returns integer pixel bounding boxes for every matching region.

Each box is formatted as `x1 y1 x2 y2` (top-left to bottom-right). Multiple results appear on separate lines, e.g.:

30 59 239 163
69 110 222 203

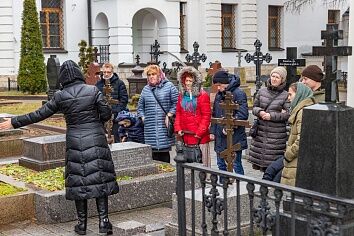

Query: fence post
174 141 187 236
7 77 10 91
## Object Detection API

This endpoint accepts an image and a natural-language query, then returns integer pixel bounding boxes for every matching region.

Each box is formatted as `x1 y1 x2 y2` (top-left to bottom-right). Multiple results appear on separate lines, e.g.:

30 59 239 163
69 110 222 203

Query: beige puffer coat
280 97 315 186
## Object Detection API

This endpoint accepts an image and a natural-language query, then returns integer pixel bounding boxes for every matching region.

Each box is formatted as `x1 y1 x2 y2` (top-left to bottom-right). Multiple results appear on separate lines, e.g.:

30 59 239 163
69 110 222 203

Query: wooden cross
312 24 352 102
245 39 272 97
211 92 251 172
103 79 119 144
185 41 207 69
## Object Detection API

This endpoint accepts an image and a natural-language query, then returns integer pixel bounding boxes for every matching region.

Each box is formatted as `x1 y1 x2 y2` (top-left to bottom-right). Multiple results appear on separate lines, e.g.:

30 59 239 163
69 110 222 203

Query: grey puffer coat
11 60 119 200
248 81 290 168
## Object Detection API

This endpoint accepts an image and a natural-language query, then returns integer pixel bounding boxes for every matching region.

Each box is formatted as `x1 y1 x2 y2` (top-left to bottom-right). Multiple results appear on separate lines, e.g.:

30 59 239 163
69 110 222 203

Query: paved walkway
0 140 263 236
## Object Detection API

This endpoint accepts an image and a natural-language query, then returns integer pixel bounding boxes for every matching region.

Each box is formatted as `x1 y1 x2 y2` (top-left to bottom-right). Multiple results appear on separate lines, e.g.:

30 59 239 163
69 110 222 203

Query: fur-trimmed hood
177 66 203 96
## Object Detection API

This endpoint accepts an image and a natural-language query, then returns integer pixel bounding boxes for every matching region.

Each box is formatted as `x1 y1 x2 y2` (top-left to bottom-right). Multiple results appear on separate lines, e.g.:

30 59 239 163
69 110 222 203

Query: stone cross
149 40 162 65
244 39 272 97
278 47 306 91
235 49 247 67
185 41 207 69
211 92 251 172
312 24 352 102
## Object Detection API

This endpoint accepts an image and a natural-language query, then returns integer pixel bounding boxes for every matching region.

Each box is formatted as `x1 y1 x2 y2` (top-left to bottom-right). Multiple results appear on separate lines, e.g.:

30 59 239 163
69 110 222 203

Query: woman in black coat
0 60 119 235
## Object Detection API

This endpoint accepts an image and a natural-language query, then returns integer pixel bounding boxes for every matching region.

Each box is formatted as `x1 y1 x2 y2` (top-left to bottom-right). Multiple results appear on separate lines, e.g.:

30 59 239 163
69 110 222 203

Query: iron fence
175 147 354 236
93 45 110 65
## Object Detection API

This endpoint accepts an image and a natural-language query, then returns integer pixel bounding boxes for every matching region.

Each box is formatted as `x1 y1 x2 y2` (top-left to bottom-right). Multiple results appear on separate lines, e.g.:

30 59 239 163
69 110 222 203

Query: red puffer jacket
174 90 211 145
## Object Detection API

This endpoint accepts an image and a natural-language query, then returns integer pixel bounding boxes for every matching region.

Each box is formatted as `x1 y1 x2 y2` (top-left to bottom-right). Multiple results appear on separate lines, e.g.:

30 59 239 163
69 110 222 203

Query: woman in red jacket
174 66 211 167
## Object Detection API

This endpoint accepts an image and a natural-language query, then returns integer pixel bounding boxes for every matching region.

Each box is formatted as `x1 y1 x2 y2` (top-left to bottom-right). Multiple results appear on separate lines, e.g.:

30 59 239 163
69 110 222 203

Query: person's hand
259 111 266 117
222 128 227 135
0 118 13 130
210 134 215 140
261 112 271 120
141 117 145 123
121 137 127 142
178 130 184 136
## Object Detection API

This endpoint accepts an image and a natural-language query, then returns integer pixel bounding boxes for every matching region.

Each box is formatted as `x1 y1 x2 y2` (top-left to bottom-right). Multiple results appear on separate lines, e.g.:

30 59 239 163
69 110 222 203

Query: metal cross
135 54 140 65
312 24 352 102
149 40 162 65
185 41 207 69
211 92 251 172
244 40 272 97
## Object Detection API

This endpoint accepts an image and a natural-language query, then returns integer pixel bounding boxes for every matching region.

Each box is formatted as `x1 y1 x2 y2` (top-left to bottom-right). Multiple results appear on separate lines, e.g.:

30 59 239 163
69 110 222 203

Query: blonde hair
144 64 160 75
102 63 114 71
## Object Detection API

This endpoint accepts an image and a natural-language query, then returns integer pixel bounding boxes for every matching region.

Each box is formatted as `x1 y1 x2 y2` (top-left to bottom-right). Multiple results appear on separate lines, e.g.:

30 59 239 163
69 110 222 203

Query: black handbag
249 119 259 138
183 144 202 163
181 132 203 163
152 89 175 138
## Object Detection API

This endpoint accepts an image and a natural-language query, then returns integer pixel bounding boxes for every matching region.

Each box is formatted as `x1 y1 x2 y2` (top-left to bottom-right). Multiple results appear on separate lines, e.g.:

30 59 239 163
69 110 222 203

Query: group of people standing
249 65 324 186
0 59 324 235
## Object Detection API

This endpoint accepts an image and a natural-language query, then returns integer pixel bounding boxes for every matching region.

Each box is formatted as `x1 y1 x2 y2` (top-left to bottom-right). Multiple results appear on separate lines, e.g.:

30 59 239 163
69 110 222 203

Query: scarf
290 82 314 110
181 91 197 113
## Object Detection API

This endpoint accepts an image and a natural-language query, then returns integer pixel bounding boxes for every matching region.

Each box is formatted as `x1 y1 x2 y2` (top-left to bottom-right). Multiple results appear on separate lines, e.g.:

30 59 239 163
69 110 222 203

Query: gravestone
46 55 60 100
127 55 146 97
208 61 222 94
279 24 354 236
85 62 101 85
277 47 305 91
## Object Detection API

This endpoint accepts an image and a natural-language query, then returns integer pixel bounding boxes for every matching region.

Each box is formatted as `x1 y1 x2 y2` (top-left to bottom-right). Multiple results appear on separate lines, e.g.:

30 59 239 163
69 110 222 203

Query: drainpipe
87 0 92 46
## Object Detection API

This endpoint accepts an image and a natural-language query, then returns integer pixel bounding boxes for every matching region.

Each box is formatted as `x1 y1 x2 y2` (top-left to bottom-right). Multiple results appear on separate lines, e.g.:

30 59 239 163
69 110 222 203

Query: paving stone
113 220 146 236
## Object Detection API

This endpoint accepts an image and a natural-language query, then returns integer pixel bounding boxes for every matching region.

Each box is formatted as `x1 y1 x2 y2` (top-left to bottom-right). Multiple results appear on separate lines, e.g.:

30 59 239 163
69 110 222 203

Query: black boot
96 196 113 235
74 199 87 235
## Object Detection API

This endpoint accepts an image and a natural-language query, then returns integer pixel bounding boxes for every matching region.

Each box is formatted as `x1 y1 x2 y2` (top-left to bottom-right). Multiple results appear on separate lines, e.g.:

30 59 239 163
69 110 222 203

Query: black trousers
152 150 170 163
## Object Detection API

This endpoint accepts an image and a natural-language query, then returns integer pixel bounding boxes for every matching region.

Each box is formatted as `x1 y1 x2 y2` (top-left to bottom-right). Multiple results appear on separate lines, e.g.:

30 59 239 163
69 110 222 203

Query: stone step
113 220 146 236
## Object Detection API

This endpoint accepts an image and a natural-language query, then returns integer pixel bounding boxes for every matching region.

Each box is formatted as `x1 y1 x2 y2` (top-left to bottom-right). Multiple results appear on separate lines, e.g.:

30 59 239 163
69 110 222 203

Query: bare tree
284 0 347 12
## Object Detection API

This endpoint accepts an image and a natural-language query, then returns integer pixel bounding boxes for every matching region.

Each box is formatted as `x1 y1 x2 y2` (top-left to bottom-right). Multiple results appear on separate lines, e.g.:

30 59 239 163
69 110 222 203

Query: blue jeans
217 150 244 175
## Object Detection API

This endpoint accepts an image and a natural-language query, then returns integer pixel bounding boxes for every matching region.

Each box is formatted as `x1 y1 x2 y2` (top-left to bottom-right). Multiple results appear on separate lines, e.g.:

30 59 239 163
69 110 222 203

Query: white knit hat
270 66 287 81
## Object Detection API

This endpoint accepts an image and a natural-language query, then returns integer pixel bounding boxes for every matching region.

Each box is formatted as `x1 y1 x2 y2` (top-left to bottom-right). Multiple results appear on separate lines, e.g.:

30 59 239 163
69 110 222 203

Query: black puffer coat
11 60 119 200
248 81 290 168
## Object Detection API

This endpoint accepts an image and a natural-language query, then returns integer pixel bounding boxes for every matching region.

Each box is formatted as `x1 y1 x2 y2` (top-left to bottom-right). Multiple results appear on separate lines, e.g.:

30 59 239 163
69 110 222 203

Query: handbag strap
152 88 169 116
263 92 284 112
182 130 202 145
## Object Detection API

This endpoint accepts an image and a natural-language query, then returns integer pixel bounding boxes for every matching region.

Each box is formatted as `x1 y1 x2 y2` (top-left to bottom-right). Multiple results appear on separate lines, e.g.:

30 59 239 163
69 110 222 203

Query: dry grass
0 91 46 96
0 102 66 127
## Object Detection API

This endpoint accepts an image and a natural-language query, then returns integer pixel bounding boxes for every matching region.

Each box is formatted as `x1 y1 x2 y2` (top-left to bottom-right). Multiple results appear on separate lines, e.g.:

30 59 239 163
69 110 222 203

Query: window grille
268 6 281 49
40 0 64 49
221 4 236 49
180 3 187 51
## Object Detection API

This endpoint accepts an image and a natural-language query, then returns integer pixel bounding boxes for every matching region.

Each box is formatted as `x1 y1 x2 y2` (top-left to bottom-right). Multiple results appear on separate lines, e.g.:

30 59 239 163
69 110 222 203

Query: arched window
40 0 64 49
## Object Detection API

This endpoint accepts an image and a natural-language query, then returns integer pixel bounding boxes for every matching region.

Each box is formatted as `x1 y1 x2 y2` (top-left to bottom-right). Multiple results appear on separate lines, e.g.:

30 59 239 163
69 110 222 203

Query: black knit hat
213 70 230 84
301 65 324 82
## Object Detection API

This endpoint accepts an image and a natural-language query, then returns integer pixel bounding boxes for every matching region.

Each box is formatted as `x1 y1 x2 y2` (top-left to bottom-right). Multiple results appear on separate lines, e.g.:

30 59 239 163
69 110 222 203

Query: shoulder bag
151 89 175 138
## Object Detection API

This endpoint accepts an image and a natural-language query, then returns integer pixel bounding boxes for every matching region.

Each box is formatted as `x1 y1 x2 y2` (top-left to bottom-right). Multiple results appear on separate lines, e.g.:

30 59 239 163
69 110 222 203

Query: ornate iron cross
244 39 272 97
135 54 140 65
93 47 99 63
211 92 251 172
185 41 207 69
312 24 352 102
150 40 162 65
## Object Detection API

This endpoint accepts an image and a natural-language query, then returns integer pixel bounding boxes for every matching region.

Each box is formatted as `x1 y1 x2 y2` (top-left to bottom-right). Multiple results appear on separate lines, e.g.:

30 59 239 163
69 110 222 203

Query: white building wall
0 0 15 75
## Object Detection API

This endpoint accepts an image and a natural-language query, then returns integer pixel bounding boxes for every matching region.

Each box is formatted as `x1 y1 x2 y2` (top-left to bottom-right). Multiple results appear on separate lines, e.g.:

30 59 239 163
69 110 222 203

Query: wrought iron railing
174 147 354 236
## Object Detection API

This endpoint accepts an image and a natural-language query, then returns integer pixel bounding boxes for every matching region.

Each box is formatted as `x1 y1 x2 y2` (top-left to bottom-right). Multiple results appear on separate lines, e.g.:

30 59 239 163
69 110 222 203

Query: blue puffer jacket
137 79 178 150
116 111 144 143
210 75 249 153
